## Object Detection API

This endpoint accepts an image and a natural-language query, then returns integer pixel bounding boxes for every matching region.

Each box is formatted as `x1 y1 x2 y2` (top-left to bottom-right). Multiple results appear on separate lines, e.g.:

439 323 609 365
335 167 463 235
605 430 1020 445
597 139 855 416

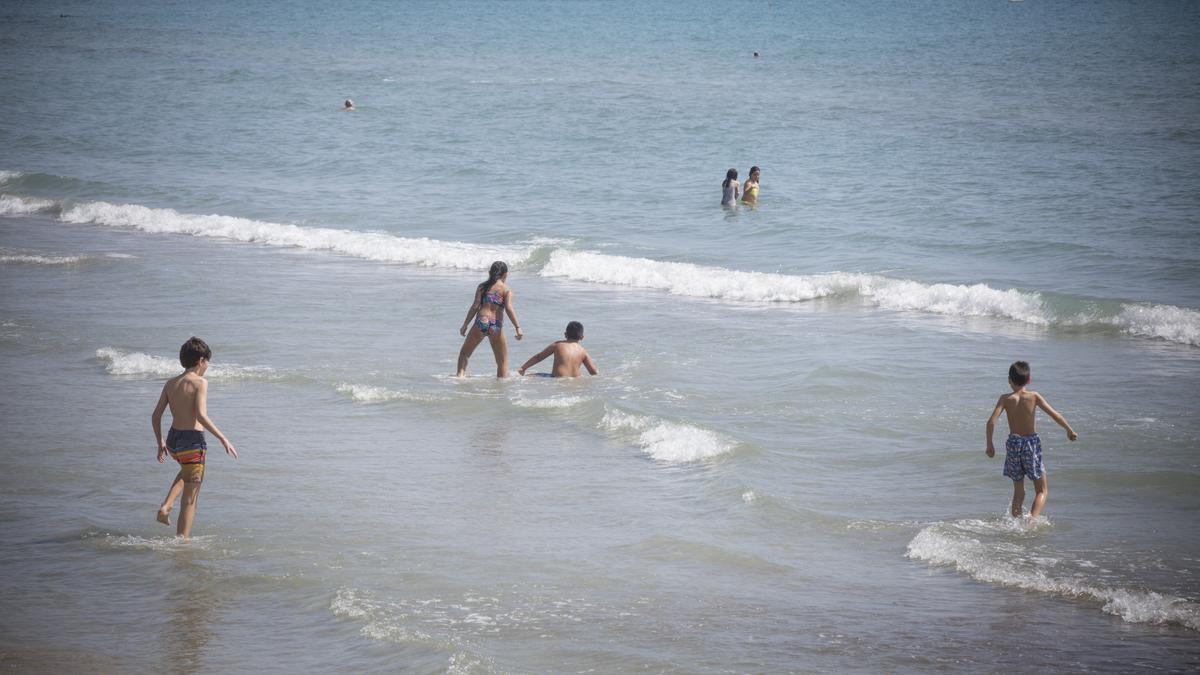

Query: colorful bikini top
481 289 505 308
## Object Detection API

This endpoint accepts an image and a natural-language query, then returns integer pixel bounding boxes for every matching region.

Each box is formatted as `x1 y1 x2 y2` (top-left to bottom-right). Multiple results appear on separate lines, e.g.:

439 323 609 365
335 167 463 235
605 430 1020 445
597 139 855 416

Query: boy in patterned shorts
985 361 1078 517
151 337 238 538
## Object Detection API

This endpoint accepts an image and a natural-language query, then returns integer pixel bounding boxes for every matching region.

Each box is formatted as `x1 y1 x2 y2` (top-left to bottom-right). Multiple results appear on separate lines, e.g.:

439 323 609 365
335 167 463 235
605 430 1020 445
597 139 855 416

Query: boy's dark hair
1008 361 1030 387
565 321 584 340
180 337 212 368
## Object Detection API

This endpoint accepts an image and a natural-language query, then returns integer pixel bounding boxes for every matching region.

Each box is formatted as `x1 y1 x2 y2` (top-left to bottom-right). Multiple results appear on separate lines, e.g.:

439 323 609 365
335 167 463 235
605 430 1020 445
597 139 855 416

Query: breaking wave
0 194 58 217
541 250 1200 346
2 180 1195 347
600 408 737 463
334 383 451 403
56 200 532 270
906 518 1200 631
95 347 281 381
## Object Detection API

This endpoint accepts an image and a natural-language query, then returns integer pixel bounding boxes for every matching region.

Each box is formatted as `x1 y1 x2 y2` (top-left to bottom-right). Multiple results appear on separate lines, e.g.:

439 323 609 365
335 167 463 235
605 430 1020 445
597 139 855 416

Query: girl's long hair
479 260 508 295
723 168 738 188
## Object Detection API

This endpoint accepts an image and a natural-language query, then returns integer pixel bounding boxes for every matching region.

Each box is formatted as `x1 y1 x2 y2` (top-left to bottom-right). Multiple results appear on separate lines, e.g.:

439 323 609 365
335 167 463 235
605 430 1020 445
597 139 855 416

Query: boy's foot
156 509 171 526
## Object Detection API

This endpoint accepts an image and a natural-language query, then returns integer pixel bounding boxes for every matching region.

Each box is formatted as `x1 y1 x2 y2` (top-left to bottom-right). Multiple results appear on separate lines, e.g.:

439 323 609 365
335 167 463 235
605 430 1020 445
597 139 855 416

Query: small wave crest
331 587 509 672
60 200 533 270
1107 303 1200 346
600 408 736 463
906 518 1200 630
0 170 24 184
334 383 449 403
96 347 280 381
542 250 867 302
541 250 1200 346
510 394 591 409
99 533 216 552
0 194 58 217
0 252 84 265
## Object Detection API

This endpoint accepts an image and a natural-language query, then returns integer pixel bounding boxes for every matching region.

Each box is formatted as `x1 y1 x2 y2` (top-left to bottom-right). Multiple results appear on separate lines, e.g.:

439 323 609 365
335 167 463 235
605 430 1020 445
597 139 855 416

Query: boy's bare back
998 389 1041 435
548 340 596 377
162 372 206 430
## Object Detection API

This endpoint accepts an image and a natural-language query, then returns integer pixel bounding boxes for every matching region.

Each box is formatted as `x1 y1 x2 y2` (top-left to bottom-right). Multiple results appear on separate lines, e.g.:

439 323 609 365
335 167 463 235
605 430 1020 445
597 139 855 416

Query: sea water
1 0 1198 671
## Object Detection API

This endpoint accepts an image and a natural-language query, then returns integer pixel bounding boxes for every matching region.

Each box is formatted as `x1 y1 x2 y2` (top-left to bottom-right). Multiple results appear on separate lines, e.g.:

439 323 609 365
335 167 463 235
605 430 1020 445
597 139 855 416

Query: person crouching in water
518 321 598 378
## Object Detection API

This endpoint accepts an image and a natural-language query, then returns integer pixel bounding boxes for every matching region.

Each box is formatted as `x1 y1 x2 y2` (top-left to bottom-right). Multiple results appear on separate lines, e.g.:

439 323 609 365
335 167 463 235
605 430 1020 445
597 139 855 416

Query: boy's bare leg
1010 480 1025 517
457 330 485 376
176 481 202 539
1029 476 1049 517
489 333 508 378
157 473 184 525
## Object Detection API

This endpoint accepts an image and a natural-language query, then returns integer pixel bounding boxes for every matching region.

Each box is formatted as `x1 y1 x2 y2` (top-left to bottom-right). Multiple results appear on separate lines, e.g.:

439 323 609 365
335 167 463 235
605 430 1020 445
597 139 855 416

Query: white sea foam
510 395 590 409
96 347 280 381
333 586 587 652
59 200 533 270
906 519 1200 631
101 534 215 552
0 194 57 216
0 170 23 184
1108 303 1200 346
0 252 84 265
600 408 735 463
542 250 868 303
541 250 1200 346
862 278 1049 324
335 383 449 403
9 189 1194 347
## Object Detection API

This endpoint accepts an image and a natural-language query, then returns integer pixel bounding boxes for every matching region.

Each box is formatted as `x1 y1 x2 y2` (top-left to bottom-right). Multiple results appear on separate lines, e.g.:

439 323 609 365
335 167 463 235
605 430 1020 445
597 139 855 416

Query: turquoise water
2 1 1199 671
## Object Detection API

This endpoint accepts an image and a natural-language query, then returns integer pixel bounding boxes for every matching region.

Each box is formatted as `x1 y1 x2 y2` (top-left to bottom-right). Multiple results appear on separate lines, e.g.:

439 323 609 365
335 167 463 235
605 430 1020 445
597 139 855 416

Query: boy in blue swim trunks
151 337 238 538
985 361 1078 518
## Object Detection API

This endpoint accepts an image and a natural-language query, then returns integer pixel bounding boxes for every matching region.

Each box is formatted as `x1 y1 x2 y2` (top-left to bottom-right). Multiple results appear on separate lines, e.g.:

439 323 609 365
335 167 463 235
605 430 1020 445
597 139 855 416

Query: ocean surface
2 0 1199 671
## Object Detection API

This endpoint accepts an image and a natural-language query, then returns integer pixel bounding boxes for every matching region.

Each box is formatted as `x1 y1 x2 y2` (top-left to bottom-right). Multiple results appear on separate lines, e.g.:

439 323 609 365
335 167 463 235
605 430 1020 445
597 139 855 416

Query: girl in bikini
456 260 523 377
741 165 761 205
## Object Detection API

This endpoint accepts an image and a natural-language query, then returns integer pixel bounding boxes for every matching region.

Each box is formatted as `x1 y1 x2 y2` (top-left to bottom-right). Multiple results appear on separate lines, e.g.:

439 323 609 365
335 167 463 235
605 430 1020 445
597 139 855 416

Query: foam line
907 519 1200 631
59 200 533 270
95 347 280 381
600 408 736 463
542 250 1199 346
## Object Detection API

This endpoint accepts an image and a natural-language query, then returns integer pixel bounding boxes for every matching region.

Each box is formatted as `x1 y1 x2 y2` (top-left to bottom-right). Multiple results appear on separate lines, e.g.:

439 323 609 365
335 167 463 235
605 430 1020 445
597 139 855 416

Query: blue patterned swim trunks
1003 433 1044 481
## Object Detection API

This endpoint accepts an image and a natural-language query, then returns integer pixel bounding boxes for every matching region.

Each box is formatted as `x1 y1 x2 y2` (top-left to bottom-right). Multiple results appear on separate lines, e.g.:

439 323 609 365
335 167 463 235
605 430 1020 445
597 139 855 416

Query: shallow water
2 0 1199 672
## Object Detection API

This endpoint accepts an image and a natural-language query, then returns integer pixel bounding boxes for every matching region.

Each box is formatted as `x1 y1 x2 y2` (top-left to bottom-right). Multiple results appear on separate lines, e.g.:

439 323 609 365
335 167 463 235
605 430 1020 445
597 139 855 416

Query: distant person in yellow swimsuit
741 166 761 205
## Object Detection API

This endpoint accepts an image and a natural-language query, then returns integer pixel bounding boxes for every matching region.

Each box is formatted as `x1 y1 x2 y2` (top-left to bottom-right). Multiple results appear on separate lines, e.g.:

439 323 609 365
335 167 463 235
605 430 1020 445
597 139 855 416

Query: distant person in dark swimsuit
343 99 355 111
457 261 524 377
721 168 740 207
741 166 761 205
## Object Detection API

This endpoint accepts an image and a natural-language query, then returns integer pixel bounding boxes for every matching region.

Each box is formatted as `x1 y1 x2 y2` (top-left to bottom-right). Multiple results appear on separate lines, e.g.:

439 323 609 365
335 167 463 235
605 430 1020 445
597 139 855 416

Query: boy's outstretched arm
152 385 169 463
1036 394 1078 441
196 379 238 458
583 352 598 376
518 345 554 375
985 396 1004 457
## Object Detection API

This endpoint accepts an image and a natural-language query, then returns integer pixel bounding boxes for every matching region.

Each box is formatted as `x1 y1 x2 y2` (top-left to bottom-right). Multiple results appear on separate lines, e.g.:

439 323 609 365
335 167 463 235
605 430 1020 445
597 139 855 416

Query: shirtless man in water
151 337 237 538
518 321 599 378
